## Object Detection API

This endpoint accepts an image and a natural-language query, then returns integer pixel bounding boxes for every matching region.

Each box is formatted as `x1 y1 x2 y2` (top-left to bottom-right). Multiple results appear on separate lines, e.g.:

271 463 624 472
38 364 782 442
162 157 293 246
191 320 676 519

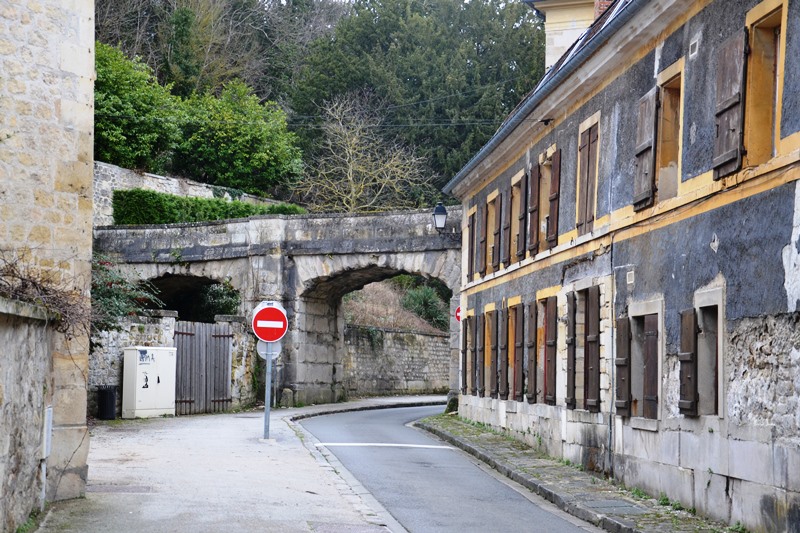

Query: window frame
618 299 664 426
577 113 600 236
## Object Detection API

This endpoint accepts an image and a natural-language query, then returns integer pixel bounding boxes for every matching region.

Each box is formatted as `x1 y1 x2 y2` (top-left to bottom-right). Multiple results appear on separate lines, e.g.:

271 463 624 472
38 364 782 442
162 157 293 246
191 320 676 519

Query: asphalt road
300 406 602 533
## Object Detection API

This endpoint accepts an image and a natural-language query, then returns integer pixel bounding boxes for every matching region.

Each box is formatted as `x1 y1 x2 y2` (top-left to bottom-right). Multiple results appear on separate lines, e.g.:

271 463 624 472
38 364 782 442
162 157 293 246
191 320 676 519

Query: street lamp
432 202 448 232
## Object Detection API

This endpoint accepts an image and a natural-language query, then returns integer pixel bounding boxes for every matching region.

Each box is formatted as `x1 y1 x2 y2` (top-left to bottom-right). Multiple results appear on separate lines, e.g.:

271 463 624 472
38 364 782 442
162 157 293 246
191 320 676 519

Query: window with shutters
566 286 601 412
656 70 683 201
511 304 525 402
526 301 538 404
486 195 500 275
680 288 724 417
488 309 499 398
577 115 599 236
477 313 486 397
498 307 509 400
744 3 784 167
528 146 560 255
617 303 662 421
713 29 748 180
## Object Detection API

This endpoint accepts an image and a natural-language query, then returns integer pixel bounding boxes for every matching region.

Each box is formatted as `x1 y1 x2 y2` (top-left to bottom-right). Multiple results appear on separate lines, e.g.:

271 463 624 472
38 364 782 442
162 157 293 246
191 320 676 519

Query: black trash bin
96 385 117 420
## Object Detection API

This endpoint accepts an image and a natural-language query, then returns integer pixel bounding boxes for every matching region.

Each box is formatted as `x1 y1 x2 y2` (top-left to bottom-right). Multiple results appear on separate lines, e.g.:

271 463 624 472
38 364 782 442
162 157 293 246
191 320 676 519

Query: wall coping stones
0 296 52 322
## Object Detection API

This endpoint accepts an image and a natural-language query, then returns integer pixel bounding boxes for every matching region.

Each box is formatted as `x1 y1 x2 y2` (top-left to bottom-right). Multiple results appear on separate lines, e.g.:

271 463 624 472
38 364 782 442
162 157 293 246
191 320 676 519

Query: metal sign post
252 301 288 441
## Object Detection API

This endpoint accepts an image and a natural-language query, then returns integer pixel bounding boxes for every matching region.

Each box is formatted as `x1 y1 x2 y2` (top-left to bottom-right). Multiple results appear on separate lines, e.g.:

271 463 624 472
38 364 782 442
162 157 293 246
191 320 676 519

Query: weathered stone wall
89 313 258 417
343 325 450 396
0 0 94 523
93 162 278 227
0 299 53 532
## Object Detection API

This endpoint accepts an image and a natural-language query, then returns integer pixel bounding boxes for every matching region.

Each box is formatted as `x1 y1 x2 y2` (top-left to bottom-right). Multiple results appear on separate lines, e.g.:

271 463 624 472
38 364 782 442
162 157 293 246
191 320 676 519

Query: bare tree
295 91 437 213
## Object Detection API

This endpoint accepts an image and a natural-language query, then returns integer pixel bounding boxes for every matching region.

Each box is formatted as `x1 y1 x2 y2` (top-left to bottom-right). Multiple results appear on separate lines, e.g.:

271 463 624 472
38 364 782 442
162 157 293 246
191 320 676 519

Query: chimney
525 1 597 71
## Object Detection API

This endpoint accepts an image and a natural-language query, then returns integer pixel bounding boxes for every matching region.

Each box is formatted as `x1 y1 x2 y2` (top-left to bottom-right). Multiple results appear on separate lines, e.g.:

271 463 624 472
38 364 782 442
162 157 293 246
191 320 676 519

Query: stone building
446 0 800 530
0 0 94 531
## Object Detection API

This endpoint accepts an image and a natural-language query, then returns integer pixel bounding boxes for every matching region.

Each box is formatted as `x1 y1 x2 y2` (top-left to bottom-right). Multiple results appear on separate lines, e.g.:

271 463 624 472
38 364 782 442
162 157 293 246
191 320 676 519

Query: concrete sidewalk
37 396 445 533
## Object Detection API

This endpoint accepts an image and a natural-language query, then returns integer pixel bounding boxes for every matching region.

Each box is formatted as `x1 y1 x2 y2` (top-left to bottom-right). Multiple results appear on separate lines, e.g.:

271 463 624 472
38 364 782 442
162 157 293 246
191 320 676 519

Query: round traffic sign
455 306 461 322
252 305 288 342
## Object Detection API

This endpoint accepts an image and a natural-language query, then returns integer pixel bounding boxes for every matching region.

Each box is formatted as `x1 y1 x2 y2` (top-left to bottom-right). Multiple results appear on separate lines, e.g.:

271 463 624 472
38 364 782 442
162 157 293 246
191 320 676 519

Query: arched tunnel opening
286 265 458 406
146 274 241 323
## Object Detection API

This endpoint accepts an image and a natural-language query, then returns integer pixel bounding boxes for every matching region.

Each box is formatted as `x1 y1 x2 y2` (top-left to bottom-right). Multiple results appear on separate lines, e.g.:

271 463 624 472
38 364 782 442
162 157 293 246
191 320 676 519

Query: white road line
315 443 453 450
256 320 284 328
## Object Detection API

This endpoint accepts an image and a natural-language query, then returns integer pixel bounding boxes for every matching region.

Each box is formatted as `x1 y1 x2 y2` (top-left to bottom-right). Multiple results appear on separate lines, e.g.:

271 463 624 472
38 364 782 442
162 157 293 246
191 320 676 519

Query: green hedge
112 189 305 225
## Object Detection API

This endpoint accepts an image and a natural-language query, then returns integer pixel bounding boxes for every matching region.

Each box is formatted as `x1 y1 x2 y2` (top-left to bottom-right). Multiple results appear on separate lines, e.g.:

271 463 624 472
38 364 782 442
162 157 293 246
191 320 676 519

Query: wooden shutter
460 318 468 394
713 29 748 180
499 307 509 400
501 186 512 266
634 87 659 210
586 125 598 233
615 317 631 417
544 296 557 405
467 212 476 280
492 195 502 270
546 149 561 248
477 314 486 396
526 302 538 403
585 285 601 412
516 173 528 262
643 313 659 419
679 308 699 416
577 126 598 236
514 305 525 402
489 310 498 398
528 162 541 253
477 202 487 276
467 316 478 396
565 292 576 409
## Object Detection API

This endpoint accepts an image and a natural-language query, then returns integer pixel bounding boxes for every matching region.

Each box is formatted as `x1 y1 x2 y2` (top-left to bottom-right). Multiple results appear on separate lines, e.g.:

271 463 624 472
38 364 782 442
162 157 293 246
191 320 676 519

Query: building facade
445 0 800 530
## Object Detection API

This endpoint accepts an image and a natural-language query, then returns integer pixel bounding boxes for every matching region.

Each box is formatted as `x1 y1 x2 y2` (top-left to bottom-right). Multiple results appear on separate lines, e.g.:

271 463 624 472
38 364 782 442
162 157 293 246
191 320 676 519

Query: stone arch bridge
93 208 462 405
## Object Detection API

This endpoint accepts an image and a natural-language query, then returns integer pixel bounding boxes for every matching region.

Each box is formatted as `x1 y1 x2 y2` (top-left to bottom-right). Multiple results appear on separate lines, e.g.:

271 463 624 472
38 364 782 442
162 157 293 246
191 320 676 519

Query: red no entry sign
252 304 288 342
455 306 461 322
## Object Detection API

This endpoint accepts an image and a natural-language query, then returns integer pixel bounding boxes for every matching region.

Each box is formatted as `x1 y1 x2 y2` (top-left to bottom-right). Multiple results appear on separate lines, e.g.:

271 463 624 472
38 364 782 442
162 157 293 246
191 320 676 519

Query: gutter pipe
442 0 649 196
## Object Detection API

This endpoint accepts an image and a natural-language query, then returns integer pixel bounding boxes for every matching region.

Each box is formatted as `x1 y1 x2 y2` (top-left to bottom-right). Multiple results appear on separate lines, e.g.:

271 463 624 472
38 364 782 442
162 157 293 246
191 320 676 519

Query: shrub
112 189 305 225
194 280 241 323
401 286 448 331
173 81 303 194
91 254 163 333
94 42 181 172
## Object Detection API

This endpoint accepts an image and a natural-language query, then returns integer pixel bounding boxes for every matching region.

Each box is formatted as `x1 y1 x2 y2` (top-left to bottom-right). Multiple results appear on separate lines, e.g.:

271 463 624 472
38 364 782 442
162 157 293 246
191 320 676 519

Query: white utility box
122 346 177 418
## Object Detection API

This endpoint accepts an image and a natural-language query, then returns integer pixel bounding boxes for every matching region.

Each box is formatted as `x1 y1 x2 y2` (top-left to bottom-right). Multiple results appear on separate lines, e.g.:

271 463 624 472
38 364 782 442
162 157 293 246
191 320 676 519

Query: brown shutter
516 173 528 262
470 315 478 396
546 149 561 248
467 212 476 280
565 292 576 409
577 130 590 236
499 307 509 400
713 29 748 180
643 313 659 419
528 162 541 253
586 125 598 234
679 308 699 416
489 310 498 398
514 305 525 402
526 302 538 403
492 195 502 270
615 317 631 417
544 296 557 405
634 87 659 210
460 317 468 394
585 285 601 412
477 203 487 276
501 186 512 266
477 313 485 397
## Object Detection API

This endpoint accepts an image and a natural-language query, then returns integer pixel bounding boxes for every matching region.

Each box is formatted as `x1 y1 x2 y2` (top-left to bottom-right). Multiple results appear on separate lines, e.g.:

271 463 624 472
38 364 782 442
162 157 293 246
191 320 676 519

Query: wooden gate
174 321 232 415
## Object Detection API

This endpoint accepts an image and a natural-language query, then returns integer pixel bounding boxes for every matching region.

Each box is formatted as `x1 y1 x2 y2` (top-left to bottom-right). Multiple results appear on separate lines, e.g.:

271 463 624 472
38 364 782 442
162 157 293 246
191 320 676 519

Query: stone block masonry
0 0 94 528
343 325 450 396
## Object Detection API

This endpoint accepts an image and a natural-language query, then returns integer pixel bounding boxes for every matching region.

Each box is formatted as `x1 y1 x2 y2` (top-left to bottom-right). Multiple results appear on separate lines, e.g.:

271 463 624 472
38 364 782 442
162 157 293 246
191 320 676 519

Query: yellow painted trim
780 131 800 154
486 189 499 203
483 302 496 313
745 0 783 26
511 168 525 186
536 285 562 301
468 205 477 216
507 295 522 307
466 308 475 317
657 57 684 86
578 110 601 133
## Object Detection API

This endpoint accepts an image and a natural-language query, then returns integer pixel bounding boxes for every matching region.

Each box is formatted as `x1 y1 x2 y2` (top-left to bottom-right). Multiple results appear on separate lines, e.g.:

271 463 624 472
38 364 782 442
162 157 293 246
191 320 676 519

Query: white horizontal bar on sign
315 443 452 450
256 320 284 328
